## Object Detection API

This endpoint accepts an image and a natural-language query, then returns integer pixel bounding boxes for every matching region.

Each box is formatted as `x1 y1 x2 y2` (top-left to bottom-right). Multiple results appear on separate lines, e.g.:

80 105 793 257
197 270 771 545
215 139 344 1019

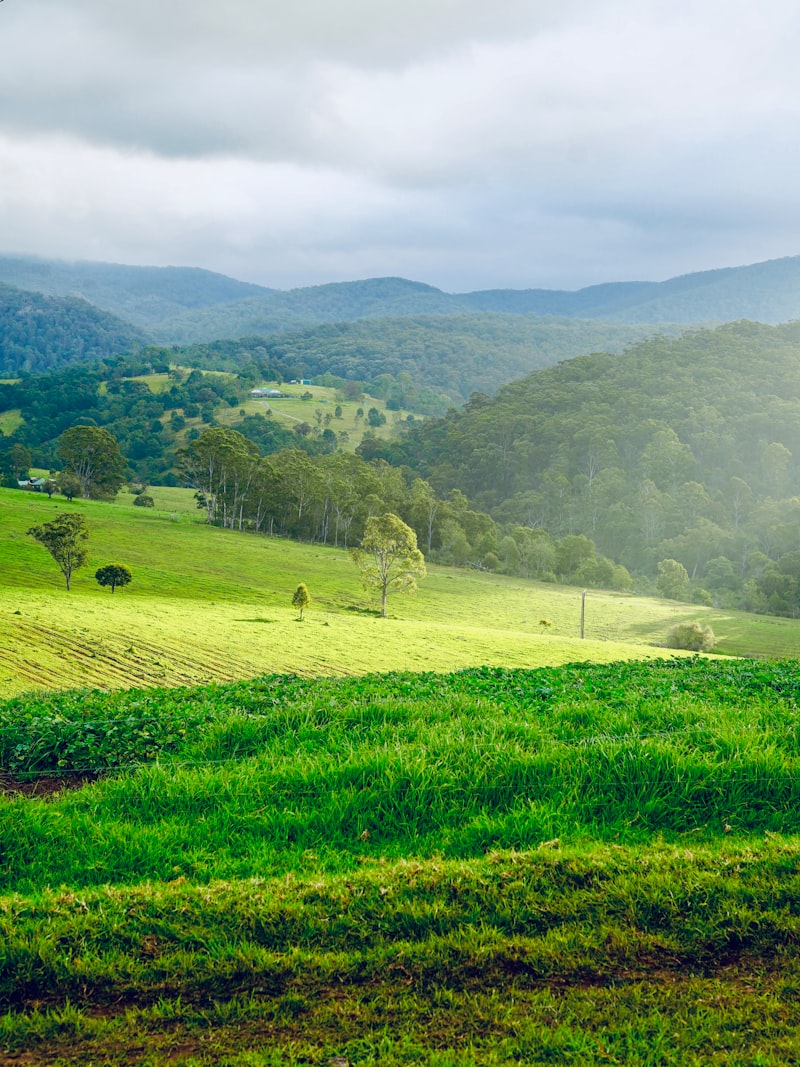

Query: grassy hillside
2 487 798 698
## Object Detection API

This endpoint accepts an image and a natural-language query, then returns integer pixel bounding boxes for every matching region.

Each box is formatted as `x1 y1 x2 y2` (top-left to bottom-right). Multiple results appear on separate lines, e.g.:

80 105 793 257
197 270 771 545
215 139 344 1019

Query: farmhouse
17 477 48 491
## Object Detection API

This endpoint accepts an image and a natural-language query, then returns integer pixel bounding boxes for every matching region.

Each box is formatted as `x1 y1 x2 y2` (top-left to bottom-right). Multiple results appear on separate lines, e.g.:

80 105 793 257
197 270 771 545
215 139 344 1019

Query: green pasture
219 380 415 449
3 486 797 696
0 408 22 435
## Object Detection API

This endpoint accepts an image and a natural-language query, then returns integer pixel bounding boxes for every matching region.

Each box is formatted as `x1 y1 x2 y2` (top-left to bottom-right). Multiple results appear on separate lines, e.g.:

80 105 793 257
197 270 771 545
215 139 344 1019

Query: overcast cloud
1 0 799 290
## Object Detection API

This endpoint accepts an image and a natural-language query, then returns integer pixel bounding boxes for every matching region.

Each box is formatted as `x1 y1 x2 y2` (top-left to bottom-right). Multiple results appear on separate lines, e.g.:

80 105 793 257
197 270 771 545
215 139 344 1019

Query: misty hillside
385 320 800 582
175 314 680 406
121 254 800 342
461 256 800 324
0 284 143 375
3 254 800 345
0 256 271 330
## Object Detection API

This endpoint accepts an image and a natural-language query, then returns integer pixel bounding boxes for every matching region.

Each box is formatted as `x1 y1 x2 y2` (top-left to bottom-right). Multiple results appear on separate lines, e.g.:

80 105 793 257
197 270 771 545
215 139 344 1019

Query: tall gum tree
351 512 426 618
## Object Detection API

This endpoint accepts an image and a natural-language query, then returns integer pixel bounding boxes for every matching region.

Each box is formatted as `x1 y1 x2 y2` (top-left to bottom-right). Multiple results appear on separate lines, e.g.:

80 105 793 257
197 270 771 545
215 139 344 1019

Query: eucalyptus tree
57 426 127 499
27 513 89 590
351 513 426 618
178 426 259 528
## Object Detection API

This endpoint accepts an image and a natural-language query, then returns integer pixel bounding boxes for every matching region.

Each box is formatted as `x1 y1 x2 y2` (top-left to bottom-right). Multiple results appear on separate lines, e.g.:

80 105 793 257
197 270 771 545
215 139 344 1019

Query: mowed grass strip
3 843 800 1065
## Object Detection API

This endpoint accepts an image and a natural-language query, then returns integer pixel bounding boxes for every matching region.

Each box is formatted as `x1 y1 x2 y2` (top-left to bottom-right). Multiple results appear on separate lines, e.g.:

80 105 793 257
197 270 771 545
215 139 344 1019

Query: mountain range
2 253 800 347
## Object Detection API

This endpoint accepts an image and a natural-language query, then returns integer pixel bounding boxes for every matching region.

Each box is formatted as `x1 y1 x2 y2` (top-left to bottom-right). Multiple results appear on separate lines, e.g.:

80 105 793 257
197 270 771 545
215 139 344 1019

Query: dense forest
173 315 669 408
368 321 800 614
0 285 142 375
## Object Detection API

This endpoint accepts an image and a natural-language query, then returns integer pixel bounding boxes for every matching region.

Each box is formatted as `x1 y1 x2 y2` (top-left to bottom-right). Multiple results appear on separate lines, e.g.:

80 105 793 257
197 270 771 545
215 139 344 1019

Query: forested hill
175 315 676 406
459 255 800 323
0 284 143 374
153 278 474 343
386 321 800 590
0 256 271 330
5 253 800 346
148 256 800 343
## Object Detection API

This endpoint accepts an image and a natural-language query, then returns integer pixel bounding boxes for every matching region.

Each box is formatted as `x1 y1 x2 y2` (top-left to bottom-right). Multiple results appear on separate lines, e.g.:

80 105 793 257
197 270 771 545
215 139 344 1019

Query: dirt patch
0 770 100 799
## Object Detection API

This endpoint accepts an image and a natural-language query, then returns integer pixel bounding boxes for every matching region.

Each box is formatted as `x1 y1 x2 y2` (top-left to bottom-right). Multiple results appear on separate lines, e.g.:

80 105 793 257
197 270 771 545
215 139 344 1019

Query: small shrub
134 494 155 508
292 583 311 620
667 621 715 652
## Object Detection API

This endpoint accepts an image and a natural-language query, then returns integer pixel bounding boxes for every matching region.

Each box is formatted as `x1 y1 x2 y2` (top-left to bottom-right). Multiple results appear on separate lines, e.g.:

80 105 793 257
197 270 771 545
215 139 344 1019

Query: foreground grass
4 659 800 891
3 658 800 1063
2 488 798 696
4 841 800 1065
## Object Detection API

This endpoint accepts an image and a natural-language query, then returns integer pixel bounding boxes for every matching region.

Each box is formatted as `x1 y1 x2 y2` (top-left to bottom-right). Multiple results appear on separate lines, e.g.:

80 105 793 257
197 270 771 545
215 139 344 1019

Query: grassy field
214 380 416 450
3 659 800 1063
4 487 800 1063
2 486 799 697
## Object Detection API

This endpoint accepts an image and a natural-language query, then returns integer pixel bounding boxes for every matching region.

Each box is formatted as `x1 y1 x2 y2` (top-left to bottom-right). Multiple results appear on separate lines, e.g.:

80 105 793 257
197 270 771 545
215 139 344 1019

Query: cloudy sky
1 0 799 291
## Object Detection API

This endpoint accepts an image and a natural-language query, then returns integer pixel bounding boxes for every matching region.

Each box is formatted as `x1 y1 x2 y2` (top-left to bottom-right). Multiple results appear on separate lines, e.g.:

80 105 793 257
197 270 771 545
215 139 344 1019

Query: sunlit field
3 487 796 696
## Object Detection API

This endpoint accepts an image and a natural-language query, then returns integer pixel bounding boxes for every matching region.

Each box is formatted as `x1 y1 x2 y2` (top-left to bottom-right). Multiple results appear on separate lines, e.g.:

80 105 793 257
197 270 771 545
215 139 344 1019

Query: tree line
176 425 632 590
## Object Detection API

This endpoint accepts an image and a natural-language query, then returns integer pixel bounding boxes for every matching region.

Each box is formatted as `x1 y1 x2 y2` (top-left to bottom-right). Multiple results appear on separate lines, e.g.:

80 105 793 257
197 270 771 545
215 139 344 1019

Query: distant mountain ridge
0 255 271 330
2 253 800 345
461 256 800 323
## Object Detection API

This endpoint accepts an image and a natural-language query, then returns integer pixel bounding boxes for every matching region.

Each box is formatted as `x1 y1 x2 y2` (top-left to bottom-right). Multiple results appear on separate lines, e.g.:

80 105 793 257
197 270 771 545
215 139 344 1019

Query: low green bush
667 620 715 651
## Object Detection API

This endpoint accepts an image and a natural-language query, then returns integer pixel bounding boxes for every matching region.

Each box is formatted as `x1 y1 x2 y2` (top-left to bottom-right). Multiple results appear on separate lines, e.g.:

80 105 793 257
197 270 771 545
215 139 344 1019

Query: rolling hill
0 283 143 374
0 254 271 330
389 319 800 608
3 253 800 351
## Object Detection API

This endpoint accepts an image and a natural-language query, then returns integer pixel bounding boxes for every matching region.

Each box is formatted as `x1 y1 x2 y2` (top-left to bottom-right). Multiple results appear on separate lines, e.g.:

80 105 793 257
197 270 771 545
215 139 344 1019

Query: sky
1 0 800 292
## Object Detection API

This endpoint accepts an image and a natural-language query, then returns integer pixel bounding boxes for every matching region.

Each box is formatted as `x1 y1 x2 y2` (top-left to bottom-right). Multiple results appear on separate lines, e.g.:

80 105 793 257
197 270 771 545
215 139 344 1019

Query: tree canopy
58 425 128 499
351 513 426 618
95 563 132 594
27 513 89 590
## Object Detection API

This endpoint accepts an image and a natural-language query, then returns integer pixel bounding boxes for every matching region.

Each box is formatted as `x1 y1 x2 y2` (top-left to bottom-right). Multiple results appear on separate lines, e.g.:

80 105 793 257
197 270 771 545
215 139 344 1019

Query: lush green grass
0 408 22 435
4 841 800 1066
3 659 800 890
3 659 800 1063
2 487 799 697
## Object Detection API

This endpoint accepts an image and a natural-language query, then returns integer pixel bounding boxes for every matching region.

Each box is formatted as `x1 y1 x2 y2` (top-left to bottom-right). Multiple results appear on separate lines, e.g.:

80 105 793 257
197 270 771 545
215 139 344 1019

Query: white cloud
1 0 800 288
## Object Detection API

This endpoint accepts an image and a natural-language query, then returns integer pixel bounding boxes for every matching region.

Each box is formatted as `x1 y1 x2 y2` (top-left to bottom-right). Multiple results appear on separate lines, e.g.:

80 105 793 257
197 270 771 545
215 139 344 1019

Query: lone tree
95 563 132 594
27 513 89 590
656 558 690 600
351 512 426 618
56 471 82 502
58 425 127 500
292 582 311 620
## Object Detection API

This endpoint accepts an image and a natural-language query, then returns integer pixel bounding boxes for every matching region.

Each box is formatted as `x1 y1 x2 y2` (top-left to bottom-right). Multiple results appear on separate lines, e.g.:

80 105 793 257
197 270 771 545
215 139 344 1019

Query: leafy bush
133 493 155 507
667 620 715 652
